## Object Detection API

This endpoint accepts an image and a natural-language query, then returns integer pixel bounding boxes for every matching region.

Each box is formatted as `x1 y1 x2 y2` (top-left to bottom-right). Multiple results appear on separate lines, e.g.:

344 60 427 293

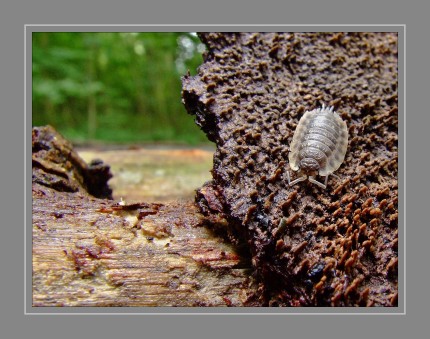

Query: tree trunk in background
87 39 97 141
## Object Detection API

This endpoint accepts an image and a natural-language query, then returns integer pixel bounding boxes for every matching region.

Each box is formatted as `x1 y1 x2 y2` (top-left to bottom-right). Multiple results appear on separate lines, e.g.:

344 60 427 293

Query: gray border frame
26 25 404 315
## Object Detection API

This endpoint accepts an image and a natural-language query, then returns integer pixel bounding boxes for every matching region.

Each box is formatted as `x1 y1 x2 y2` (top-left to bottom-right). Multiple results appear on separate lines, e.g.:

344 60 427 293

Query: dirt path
77 145 214 203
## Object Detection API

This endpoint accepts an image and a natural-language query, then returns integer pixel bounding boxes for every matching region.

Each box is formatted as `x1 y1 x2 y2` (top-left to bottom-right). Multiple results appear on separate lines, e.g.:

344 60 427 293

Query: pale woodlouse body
287 104 348 189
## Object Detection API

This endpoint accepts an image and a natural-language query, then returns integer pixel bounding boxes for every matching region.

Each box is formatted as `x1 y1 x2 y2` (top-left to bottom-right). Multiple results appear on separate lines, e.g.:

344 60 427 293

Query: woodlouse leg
323 173 340 187
287 171 307 187
308 176 327 189
330 173 340 180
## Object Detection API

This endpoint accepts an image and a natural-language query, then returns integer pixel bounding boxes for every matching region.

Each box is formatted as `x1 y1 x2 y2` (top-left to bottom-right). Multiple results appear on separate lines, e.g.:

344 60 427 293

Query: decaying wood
182 33 398 306
33 33 399 308
32 125 113 199
32 126 256 307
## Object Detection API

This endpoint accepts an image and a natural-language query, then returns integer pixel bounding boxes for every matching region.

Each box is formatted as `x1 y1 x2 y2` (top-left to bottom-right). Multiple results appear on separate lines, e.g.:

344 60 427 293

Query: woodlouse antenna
287 170 340 190
308 176 327 189
286 171 307 187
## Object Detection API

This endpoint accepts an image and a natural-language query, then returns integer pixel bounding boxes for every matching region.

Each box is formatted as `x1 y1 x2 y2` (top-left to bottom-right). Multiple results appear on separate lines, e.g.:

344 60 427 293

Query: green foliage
32 32 208 145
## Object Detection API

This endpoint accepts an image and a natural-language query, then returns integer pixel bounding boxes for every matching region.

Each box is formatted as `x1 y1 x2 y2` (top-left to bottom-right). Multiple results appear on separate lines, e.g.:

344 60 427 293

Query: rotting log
182 33 398 306
33 32 399 308
32 126 256 307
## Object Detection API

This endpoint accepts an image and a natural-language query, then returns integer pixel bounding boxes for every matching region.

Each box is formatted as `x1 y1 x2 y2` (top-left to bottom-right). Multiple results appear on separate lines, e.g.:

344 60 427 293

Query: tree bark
182 32 399 306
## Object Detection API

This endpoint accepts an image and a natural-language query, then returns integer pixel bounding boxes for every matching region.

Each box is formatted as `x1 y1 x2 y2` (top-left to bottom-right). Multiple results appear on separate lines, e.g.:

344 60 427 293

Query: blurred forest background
32 32 209 145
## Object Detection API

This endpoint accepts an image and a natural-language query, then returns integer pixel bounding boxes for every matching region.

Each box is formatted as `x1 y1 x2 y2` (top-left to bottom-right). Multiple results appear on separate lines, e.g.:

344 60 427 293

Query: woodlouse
287 104 348 189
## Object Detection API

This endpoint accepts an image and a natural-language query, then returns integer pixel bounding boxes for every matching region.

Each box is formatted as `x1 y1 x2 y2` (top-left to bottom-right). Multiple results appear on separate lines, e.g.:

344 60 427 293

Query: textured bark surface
32 125 113 199
32 126 255 307
182 33 398 306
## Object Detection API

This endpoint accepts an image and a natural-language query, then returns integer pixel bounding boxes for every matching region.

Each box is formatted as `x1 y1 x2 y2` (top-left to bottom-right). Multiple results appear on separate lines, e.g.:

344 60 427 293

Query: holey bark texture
182 33 398 306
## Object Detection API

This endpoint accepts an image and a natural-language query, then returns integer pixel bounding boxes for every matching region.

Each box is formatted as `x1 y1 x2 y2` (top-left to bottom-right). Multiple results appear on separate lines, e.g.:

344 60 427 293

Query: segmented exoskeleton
288 104 348 189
